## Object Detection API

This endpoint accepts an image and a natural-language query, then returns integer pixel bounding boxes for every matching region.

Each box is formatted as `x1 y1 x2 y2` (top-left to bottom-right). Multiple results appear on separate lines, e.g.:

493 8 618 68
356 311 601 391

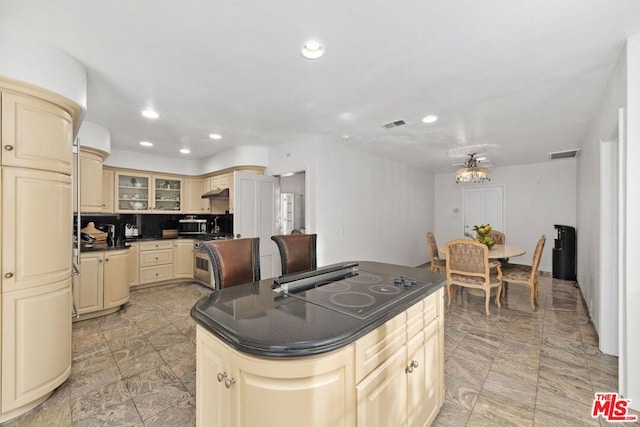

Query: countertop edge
190 279 444 358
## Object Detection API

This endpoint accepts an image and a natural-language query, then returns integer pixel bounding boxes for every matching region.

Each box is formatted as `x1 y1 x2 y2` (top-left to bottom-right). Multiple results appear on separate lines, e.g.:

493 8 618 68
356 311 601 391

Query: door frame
461 184 506 237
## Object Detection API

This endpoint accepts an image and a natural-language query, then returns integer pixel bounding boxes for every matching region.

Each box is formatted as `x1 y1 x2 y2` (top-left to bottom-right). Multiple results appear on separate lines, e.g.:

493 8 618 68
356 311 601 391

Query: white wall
104 145 268 176
576 47 626 356
104 149 201 176
77 121 111 154
434 161 577 272
622 33 640 410
0 27 87 108
268 139 434 268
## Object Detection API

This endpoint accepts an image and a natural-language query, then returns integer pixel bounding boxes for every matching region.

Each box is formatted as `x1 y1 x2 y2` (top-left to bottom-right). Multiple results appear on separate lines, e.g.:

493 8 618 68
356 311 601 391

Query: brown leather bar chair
271 234 317 275
201 238 261 289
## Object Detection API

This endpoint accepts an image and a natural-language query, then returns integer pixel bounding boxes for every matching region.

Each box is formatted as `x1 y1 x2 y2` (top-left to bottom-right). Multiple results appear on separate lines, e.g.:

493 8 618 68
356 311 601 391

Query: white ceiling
1 0 639 173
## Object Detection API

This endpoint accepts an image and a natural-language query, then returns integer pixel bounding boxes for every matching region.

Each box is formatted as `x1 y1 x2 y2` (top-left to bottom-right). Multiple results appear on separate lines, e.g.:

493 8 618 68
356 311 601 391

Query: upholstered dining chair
201 238 261 289
488 230 506 245
426 232 446 275
501 235 546 310
271 233 317 275
445 239 502 316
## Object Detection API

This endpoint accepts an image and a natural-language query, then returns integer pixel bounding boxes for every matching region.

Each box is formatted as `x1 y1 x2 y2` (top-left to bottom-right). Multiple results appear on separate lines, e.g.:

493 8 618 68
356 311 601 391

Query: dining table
438 243 526 260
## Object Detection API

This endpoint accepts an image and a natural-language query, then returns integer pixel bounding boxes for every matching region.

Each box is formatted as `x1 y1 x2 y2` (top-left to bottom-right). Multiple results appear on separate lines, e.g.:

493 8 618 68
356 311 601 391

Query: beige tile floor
2 275 637 426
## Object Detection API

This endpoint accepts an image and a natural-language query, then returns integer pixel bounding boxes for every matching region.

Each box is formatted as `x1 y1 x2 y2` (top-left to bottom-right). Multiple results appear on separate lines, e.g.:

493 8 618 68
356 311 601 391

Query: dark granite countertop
79 244 130 253
190 261 444 358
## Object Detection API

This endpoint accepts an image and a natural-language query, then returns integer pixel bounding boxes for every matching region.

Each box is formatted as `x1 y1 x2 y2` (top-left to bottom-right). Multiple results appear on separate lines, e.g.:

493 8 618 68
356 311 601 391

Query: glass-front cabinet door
116 172 151 212
153 176 182 212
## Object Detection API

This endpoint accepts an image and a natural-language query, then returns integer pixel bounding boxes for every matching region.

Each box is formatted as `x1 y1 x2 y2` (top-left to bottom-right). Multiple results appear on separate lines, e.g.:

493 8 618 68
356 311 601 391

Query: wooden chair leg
447 283 452 308
495 284 501 308
529 283 536 311
484 290 490 316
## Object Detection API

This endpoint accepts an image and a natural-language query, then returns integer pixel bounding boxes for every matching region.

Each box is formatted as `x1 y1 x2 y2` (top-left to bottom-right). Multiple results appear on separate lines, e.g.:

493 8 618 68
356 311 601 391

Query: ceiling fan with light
454 153 491 184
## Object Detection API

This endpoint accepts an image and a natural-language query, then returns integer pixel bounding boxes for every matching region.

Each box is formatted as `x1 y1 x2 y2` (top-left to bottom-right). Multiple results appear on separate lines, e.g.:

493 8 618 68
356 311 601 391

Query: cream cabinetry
195 289 444 427
355 289 444 427
72 249 130 319
208 168 264 214
73 147 106 213
196 327 355 427
0 80 82 423
115 172 151 212
1 91 73 174
174 239 194 279
1 168 72 292
1 279 72 413
184 178 207 213
115 172 183 213
128 241 140 287
139 240 174 284
102 168 115 213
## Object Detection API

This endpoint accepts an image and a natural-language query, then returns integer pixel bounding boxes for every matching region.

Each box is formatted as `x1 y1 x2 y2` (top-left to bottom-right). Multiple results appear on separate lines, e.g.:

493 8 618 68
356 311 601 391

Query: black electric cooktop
278 268 433 320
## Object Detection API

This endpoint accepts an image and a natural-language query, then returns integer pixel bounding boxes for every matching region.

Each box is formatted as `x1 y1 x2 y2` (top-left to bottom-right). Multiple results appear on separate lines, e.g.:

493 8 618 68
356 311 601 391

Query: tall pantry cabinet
0 78 83 422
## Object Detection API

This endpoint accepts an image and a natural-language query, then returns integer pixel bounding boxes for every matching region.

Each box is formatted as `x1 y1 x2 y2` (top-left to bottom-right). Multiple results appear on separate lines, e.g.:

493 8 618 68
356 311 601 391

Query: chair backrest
488 230 506 245
529 235 546 280
426 232 440 261
445 239 491 280
201 238 261 289
271 234 317 275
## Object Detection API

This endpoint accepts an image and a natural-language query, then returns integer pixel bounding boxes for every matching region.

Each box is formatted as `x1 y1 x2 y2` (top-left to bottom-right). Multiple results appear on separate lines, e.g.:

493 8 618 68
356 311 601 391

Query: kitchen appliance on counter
124 223 139 238
179 215 207 235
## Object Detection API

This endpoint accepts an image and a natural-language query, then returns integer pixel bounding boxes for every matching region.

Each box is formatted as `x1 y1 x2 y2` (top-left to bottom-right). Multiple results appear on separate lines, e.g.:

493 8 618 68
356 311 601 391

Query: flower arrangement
473 224 495 249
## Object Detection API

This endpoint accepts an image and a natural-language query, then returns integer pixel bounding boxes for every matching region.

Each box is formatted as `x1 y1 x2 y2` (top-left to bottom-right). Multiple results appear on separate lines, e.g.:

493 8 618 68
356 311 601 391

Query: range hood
201 188 230 199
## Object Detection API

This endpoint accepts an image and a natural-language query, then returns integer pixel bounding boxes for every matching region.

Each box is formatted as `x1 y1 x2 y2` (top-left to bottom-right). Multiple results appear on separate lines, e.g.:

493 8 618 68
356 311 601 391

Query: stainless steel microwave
179 217 207 235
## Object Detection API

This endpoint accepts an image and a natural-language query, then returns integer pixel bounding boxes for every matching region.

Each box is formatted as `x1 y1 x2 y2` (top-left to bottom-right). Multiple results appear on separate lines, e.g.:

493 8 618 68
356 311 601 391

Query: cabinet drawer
140 265 173 284
140 249 173 267
423 290 440 325
140 240 173 251
355 311 406 383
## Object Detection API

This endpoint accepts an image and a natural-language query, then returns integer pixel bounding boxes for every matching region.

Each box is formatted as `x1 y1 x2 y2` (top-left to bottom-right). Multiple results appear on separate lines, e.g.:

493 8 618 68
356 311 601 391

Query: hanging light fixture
456 153 491 184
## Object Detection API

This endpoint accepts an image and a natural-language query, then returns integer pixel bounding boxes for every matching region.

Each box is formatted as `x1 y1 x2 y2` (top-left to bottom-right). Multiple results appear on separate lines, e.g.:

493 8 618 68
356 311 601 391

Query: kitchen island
191 261 444 427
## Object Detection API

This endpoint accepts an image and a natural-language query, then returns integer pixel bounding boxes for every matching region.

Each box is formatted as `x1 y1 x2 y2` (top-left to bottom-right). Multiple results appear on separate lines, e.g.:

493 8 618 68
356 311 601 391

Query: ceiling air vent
382 120 406 129
548 149 581 160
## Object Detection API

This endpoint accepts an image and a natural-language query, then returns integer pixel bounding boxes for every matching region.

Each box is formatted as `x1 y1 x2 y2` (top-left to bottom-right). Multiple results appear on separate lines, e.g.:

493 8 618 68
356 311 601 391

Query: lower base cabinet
195 288 444 427
1 279 72 416
196 327 355 427
73 249 129 318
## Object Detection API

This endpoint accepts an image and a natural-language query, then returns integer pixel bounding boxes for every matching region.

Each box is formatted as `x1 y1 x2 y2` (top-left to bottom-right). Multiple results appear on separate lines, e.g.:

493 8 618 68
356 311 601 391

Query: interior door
463 186 504 237
233 172 280 279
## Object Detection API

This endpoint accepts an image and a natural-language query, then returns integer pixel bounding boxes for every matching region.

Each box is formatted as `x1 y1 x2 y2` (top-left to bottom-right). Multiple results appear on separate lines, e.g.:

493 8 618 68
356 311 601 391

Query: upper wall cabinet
1 91 73 174
73 147 107 213
102 168 115 213
153 176 182 212
184 178 207 214
116 172 151 212
115 171 183 213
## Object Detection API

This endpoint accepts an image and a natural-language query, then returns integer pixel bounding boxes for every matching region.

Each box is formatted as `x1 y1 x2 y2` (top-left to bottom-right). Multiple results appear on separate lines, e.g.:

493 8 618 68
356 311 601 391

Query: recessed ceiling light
179 148 191 154
141 109 159 119
422 115 438 124
209 133 222 140
139 141 153 147
301 40 325 60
